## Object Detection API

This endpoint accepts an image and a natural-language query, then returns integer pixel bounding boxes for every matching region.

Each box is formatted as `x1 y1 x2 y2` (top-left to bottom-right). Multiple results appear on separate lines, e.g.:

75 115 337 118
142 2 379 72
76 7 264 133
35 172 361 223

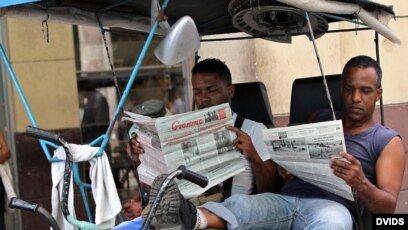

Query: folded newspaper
122 103 245 198
263 120 354 201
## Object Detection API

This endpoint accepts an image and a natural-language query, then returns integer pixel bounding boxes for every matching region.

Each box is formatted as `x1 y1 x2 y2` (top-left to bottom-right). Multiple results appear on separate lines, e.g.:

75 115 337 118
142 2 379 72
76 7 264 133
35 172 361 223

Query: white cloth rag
51 144 121 230
0 161 17 212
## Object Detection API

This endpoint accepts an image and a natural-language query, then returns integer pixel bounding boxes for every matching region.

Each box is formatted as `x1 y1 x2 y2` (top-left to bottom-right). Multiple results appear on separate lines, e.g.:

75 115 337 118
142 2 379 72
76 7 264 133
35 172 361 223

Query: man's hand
122 200 142 220
330 151 368 190
226 125 261 163
126 133 145 167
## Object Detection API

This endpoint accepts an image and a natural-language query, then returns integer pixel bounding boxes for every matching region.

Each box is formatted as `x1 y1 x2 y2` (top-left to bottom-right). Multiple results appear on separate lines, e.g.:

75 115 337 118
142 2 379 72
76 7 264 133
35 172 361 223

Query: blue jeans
201 193 353 230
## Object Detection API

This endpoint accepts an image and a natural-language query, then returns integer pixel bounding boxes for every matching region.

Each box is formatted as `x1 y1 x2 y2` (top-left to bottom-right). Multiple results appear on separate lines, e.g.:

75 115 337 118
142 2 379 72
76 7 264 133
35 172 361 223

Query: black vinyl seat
289 74 343 126
231 81 274 128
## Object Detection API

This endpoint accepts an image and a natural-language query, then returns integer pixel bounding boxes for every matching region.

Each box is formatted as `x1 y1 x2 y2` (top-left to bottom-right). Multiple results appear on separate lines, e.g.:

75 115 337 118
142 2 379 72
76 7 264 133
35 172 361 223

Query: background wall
6 18 79 131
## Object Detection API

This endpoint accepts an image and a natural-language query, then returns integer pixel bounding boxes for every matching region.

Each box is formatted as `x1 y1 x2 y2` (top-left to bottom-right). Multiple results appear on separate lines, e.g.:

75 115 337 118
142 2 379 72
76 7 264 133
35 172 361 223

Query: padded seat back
231 81 274 128
289 74 343 125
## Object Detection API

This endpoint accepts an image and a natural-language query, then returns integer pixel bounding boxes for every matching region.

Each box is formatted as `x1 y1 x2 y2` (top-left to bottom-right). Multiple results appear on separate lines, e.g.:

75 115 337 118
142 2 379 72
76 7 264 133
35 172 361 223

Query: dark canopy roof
0 0 395 36
0 0 394 42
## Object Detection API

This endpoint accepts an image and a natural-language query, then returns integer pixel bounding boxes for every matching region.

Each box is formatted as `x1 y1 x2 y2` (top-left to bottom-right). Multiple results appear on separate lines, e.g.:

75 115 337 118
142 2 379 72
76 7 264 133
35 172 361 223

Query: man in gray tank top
144 55 405 230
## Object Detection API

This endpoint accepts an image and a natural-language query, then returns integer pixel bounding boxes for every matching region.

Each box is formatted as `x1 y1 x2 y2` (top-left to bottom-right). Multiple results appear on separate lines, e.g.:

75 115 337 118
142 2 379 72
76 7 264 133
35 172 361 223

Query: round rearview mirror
154 16 200 66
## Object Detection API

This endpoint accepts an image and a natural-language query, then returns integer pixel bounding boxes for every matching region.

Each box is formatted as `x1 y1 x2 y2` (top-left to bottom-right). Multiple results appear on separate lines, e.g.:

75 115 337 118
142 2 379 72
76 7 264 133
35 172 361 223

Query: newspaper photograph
263 120 354 201
123 103 245 198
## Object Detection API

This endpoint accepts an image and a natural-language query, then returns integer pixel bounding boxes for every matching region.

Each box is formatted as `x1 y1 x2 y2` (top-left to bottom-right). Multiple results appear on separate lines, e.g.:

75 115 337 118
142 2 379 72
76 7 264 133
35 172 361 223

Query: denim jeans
201 193 353 230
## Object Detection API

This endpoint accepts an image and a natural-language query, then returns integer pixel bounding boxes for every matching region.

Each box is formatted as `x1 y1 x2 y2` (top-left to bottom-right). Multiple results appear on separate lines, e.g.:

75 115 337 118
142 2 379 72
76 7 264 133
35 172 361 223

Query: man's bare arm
227 126 279 193
331 137 405 213
251 159 279 193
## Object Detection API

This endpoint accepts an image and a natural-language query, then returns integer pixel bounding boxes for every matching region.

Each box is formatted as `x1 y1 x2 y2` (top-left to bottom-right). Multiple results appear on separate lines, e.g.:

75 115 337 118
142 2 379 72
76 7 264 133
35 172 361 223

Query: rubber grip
26 125 60 143
9 197 39 212
176 165 208 188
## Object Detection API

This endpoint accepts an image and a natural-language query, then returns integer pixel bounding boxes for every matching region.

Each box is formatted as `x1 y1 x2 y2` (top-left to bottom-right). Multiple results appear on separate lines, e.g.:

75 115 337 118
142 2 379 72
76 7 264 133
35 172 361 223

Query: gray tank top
344 123 399 184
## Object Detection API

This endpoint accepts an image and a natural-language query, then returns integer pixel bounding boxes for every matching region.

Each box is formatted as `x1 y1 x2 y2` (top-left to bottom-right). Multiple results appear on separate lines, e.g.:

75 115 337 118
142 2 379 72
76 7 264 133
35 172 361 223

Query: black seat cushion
289 74 343 126
231 81 274 128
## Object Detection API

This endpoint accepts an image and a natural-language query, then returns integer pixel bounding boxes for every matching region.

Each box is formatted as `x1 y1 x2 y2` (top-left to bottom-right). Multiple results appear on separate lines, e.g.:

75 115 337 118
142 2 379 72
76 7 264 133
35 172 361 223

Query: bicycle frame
0 0 170 227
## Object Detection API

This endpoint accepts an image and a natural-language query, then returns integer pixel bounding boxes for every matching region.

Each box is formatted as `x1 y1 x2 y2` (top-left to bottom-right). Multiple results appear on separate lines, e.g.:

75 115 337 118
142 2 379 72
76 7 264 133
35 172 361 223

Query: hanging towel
0 161 17 212
52 144 121 230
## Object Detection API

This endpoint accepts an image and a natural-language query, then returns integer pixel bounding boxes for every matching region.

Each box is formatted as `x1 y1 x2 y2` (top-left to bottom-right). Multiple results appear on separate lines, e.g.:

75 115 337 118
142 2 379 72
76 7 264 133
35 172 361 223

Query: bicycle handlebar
9 197 60 230
176 165 208 188
9 197 39 212
26 125 61 144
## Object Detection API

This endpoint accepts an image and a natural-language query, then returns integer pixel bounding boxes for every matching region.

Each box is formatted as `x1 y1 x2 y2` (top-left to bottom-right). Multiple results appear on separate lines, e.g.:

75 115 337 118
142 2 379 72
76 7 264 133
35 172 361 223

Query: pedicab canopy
0 0 401 44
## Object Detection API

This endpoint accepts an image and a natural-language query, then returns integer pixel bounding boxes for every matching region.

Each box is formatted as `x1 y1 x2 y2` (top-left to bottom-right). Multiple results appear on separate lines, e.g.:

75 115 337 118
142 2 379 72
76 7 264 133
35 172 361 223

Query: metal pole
305 12 336 121
98 0 171 155
375 32 385 125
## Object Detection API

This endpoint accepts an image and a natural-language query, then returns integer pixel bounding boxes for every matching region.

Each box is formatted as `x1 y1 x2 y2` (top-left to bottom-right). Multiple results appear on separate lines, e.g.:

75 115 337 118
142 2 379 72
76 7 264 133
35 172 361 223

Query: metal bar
0 0 39 7
197 14 230 28
200 28 372 42
317 12 365 25
375 32 385 125
0 44 54 161
97 0 170 155
74 163 94 223
98 0 133 12
325 27 371 34
305 12 336 121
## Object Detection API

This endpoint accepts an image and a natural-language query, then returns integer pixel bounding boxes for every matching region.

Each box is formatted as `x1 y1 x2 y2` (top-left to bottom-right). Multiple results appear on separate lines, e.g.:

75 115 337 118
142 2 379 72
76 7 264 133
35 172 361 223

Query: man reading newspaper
142 55 405 229
123 103 258 198
123 58 278 220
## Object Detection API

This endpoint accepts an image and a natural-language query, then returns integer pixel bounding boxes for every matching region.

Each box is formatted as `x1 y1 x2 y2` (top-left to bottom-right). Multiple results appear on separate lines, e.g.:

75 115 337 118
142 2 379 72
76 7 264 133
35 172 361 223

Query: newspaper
263 120 354 201
122 103 245 198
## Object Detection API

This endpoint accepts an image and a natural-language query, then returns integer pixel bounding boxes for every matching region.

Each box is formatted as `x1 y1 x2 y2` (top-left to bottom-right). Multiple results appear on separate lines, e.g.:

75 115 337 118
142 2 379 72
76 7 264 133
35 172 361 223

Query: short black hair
342 55 382 88
192 58 232 85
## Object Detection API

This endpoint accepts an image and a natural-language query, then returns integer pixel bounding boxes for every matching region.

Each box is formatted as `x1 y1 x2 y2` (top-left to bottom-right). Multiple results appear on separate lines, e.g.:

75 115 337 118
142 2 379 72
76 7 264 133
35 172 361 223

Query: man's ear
376 87 383 102
227 84 235 99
